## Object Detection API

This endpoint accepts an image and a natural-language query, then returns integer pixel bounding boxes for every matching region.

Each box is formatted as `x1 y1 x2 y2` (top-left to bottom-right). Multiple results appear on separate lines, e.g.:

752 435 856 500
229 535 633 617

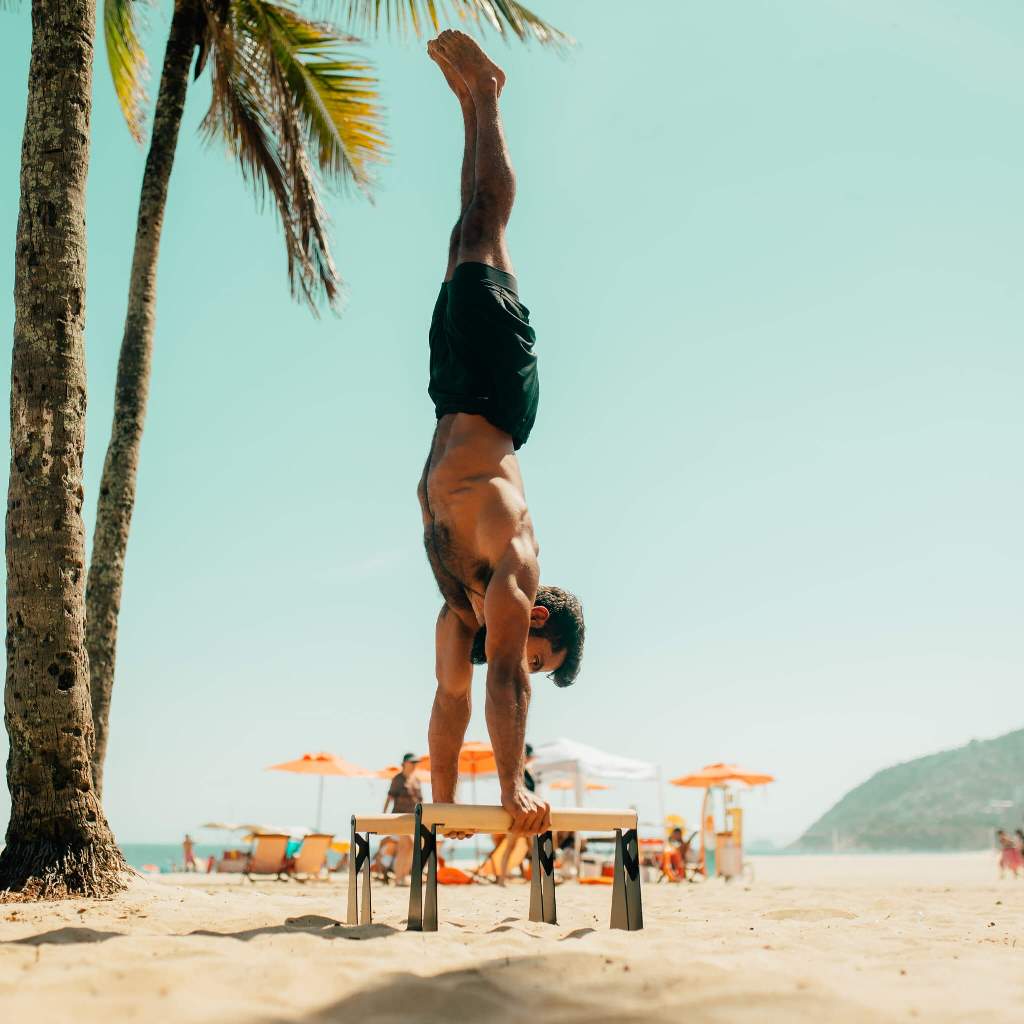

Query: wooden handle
419 803 637 833
351 813 416 836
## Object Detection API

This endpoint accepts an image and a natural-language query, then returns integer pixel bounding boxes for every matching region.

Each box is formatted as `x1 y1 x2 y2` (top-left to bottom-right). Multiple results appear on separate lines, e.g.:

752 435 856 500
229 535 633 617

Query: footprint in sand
763 908 858 922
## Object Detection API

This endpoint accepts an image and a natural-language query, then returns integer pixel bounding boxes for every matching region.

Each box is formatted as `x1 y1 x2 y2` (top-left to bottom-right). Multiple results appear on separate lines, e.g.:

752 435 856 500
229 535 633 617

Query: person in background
556 830 579 878
996 829 1021 879
661 826 694 883
182 834 197 873
523 743 537 793
383 753 424 885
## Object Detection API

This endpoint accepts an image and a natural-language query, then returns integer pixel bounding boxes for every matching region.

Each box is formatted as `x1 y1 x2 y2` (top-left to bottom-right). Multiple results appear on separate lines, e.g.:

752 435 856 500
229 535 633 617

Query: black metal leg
623 829 643 931
610 828 628 930
539 831 557 924
360 834 372 924
348 822 372 926
529 835 543 922
408 806 424 931
347 818 359 925
423 824 438 932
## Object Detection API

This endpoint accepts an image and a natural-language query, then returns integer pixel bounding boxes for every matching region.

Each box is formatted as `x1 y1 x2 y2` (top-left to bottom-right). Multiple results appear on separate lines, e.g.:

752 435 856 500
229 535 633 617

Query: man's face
525 633 567 675
403 760 418 777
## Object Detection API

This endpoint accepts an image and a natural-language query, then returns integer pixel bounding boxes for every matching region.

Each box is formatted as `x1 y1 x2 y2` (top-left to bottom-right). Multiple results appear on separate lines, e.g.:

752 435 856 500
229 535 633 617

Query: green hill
796 728 1024 851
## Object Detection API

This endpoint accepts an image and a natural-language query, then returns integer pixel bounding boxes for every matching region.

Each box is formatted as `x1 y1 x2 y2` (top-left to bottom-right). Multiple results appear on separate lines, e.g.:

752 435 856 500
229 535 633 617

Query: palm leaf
200 0 385 309
105 0 149 142
234 0 387 192
332 0 573 48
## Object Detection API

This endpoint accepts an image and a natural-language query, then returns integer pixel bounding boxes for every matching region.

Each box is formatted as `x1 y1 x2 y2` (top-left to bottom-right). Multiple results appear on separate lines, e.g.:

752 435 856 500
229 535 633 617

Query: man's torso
418 412 538 628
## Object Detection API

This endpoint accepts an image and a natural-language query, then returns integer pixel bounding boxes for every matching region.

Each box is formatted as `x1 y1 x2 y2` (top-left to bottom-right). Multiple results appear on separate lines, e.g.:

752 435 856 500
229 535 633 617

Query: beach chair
242 833 289 882
371 836 398 884
657 831 698 883
473 835 530 883
287 833 333 882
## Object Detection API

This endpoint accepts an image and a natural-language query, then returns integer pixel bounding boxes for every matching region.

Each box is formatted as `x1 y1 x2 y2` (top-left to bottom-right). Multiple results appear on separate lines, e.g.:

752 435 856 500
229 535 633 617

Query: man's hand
502 784 551 836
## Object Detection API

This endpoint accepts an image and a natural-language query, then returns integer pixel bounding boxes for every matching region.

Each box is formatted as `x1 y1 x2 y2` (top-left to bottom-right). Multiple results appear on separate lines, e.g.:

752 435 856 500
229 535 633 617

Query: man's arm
427 605 474 805
483 540 551 835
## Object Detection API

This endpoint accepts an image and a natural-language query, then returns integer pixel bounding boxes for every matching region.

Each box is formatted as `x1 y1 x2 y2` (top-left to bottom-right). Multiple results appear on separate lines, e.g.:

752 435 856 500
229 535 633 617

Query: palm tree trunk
86 0 198 796
1 0 128 897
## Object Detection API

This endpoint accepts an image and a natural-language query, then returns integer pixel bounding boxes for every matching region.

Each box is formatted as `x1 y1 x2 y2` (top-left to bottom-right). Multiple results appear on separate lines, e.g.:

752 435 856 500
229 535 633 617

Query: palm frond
200 0 386 310
332 0 573 49
104 0 149 142
234 0 387 192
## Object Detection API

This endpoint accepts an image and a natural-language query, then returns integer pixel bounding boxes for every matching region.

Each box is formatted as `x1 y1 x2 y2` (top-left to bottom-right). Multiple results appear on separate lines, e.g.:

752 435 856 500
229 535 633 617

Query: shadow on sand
189 914 398 942
5 916 398 947
6 926 126 946
262 951 882 1024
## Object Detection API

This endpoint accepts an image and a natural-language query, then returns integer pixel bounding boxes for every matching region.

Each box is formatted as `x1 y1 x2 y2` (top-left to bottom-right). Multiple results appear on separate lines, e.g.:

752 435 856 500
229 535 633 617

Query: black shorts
427 262 539 450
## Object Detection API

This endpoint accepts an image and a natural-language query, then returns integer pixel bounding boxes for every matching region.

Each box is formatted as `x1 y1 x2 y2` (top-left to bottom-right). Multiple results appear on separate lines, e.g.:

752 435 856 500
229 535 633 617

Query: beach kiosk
669 763 775 879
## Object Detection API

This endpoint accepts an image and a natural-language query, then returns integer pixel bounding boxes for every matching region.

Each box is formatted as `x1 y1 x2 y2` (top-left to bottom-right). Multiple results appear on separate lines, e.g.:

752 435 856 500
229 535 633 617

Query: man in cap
383 753 424 884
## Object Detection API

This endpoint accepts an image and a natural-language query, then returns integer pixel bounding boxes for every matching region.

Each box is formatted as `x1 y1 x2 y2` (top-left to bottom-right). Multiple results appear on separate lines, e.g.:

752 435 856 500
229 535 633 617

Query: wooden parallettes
347 802 643 933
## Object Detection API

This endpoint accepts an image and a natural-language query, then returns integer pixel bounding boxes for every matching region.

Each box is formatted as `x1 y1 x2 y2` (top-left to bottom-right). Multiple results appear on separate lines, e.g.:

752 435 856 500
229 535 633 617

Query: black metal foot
610 828 643 931
407 805 439 932
347 818 371 925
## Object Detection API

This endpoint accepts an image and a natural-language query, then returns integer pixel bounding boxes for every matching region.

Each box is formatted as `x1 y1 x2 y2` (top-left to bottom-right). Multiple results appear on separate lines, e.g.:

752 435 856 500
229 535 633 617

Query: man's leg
434 31 514 275
428 37 477 281
394 836 413 884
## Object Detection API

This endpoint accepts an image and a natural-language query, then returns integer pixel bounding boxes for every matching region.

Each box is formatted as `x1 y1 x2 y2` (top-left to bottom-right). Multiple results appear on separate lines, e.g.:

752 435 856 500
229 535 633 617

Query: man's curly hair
470 585 585 688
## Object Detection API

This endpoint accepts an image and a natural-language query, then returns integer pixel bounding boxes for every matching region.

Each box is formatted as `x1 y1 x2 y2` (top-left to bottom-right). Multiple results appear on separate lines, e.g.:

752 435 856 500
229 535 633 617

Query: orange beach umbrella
266 751 371 830
417 741 497 779
669 763 775 788
373 763 430 783
669 763 775 872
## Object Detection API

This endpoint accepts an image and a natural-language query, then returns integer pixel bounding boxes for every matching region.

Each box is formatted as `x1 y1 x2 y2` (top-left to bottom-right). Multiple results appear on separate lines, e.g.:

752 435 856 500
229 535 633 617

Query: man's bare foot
432 29 506 98
427 37 473 108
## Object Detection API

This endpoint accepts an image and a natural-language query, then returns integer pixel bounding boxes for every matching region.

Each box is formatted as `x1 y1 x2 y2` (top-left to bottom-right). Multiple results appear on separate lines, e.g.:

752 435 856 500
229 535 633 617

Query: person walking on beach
417 30 585 838
996 830 1021 878
182 834 197 873
383 754 424 884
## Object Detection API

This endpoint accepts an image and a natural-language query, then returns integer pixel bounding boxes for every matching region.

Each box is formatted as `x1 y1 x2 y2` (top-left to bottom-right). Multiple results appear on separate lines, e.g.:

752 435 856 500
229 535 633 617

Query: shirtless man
418 31 585 836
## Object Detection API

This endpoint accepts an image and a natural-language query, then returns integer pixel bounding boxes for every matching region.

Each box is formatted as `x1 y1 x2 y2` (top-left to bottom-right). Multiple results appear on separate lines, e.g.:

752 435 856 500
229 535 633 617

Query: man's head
401 752 421 776
470 585 585 687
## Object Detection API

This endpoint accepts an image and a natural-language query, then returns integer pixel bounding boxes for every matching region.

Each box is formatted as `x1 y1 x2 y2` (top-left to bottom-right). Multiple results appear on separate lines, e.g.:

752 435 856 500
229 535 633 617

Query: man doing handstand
418 31 585 835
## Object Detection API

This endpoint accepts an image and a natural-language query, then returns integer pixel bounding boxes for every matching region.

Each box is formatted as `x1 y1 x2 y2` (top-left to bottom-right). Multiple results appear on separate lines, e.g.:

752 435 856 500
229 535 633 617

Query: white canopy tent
531 738 664 827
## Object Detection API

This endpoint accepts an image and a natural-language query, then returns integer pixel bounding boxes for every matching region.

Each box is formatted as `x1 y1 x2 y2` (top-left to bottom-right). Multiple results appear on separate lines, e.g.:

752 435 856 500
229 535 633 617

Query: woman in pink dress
996 830 1022 878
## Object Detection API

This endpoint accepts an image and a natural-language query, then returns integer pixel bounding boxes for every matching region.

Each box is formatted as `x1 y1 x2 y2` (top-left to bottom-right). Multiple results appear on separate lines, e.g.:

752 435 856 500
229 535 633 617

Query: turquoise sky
0 0 1021 844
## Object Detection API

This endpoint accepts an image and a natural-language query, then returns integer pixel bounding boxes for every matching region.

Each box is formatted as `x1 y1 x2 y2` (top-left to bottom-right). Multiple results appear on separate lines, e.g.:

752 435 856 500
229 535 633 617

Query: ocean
121 843 230 872
119 840 482 872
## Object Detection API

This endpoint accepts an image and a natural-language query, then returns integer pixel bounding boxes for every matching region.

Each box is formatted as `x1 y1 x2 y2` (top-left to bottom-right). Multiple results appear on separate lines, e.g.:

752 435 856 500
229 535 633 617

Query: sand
0 852 1020 1023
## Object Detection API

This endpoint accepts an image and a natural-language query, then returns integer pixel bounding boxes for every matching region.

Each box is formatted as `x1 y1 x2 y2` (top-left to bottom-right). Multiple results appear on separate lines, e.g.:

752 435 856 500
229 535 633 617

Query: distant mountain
795 728 1024 851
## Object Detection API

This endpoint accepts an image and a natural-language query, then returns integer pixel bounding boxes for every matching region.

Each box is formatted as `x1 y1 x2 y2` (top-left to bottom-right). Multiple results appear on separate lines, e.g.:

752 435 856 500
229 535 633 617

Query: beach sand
0 852 1020 1022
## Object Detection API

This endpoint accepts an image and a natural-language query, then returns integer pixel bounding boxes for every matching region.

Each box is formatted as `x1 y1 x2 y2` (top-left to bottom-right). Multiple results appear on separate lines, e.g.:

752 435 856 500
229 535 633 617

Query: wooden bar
352 813 417 836
419 803 638 834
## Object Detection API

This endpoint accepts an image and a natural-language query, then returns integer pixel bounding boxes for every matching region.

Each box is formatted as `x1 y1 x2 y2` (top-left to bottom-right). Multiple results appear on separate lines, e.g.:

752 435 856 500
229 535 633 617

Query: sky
0 0 1021 845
